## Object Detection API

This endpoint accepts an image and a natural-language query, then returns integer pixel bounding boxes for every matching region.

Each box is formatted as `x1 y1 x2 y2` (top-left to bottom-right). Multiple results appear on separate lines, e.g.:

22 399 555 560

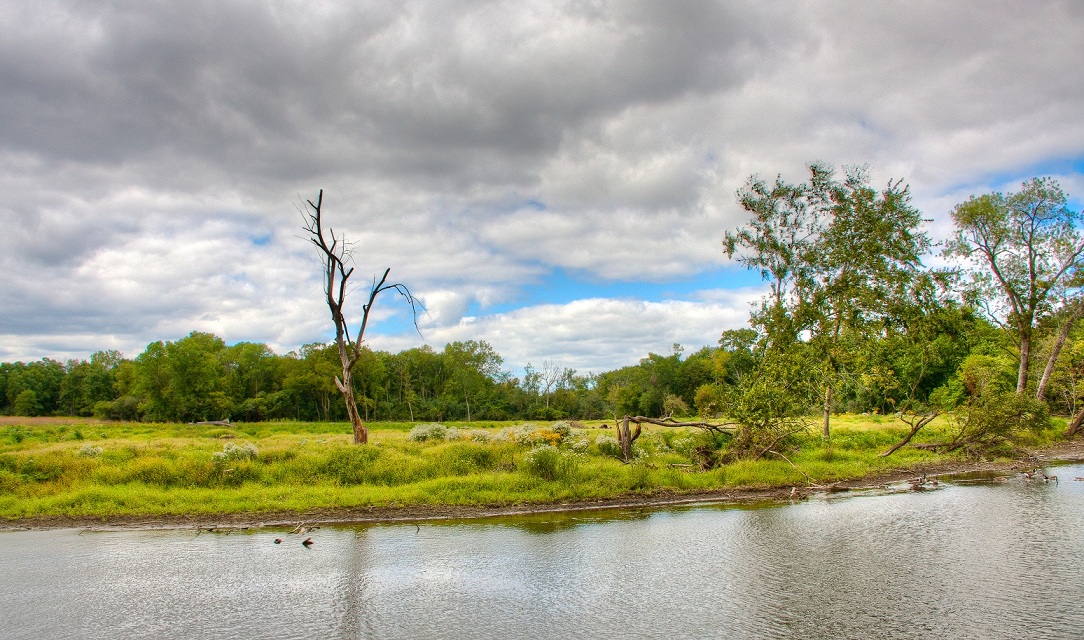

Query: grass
0 415 1063 522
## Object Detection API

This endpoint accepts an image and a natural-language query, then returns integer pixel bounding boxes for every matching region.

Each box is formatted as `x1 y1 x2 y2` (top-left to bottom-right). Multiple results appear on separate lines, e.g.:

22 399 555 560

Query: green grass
0 415 1061 521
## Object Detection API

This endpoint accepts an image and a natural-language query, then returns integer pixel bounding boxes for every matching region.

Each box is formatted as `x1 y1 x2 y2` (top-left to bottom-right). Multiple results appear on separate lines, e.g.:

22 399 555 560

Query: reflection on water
3 464 1084 639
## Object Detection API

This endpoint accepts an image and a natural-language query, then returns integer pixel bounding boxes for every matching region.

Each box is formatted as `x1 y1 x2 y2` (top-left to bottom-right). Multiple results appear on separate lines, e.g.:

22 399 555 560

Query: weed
77 444 103 458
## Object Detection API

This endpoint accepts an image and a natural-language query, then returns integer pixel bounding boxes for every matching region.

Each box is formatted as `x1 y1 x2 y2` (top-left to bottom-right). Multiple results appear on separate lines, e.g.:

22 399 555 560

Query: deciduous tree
946 178 1084 395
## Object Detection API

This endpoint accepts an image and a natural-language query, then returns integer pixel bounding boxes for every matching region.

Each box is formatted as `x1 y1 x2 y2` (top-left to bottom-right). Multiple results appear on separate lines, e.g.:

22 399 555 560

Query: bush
93 396 141 421
77 444 103 458
4 427 27 444
594 435 622 459
466 429 491 443
521 445 579 481
949 392 1050 455
408 423 448 442
320 446 384 485
495 423 568 447
212 442 258 464
551 421 573 439
435 442 499 475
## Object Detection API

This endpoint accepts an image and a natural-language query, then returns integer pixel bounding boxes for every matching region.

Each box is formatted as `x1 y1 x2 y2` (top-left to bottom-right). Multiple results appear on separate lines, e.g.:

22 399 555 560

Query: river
3 463 1083 639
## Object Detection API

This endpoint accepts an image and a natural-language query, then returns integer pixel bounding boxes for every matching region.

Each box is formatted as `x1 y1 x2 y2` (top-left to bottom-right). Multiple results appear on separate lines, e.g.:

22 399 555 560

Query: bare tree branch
301 189 422 444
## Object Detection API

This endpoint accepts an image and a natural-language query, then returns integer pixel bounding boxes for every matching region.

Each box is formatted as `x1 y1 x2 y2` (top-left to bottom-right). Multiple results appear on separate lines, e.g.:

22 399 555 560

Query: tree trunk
615 416 642 463
822 385 832 440
335 369 368 444
1017 331 1032 395
1036 302 1084 401
1066 407 1084 438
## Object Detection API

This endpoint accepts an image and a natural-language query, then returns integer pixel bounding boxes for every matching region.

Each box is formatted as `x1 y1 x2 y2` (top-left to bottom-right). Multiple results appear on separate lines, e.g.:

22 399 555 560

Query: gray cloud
1 0 1082 370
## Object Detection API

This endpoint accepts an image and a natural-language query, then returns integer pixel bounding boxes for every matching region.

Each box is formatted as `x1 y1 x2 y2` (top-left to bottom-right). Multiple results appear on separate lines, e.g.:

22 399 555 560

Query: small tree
725 163 930 440
302 190 420 444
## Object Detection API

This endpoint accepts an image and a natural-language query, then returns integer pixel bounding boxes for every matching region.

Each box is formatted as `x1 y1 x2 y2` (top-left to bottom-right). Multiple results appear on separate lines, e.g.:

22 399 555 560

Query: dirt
5 439 1084 533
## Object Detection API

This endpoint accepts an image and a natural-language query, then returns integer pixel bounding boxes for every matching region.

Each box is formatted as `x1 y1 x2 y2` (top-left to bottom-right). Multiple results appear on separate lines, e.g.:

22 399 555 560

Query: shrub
320 446 384 485
521 445 579 481
594 435 622 459
551 421 573 439
4 427 27 444
408 423 448 442
569 436 590 454
466 429 491 443
435 442 499 475
77 444 103 458
212 442 258 464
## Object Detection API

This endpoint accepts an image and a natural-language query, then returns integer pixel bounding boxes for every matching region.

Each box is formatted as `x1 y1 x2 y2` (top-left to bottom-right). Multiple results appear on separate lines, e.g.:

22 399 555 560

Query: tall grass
0 415 1058 521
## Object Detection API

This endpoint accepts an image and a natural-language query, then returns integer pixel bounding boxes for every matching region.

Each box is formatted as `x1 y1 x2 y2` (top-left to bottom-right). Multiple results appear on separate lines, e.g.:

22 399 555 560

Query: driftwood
190 419 232 427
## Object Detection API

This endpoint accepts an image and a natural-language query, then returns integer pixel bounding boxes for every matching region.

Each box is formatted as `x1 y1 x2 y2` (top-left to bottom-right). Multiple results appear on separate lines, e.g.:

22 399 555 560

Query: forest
3 165 1082 457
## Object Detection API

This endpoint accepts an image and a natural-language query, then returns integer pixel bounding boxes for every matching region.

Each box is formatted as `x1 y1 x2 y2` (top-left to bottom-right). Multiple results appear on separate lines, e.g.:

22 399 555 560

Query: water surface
3 464 1083 639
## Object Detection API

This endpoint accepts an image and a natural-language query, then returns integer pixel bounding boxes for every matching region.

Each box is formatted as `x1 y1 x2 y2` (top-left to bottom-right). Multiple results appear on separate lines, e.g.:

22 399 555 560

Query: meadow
0 414 1063 522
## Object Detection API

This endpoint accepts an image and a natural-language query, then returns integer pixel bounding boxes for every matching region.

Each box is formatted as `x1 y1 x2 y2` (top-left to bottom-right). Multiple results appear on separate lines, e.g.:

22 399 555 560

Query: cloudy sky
2 1 1083 375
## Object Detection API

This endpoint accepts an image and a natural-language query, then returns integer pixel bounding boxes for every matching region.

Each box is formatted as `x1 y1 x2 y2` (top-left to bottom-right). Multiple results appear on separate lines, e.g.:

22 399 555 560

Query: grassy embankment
0 415 1064 522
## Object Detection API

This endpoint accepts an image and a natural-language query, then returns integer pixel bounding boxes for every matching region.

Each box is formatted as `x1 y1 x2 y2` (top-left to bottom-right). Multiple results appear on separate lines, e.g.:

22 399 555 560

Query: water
3 464 1083 639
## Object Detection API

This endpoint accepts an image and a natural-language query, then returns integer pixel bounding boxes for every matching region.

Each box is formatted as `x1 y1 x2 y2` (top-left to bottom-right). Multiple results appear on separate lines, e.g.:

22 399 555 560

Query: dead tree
302 189 420 444
614 414 738 463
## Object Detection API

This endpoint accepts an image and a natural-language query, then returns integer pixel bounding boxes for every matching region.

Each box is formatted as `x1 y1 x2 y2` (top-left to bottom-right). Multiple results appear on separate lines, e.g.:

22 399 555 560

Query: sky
2 1 1083 376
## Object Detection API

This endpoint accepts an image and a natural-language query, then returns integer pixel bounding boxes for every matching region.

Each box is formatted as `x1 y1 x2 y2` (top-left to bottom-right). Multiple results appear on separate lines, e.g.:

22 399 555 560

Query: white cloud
1 1 1082 371
371 287 766 373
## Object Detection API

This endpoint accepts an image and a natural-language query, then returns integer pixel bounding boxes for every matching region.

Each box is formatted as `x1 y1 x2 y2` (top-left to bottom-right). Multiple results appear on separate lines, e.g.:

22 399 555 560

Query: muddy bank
6 440 1084 532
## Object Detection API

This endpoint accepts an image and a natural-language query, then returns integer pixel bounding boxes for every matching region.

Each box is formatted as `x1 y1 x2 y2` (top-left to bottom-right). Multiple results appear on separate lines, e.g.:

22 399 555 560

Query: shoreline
5 440 1083 533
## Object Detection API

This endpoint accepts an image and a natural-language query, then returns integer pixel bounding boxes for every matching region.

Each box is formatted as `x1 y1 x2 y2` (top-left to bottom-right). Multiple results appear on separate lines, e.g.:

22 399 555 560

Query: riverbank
7 435 1082 532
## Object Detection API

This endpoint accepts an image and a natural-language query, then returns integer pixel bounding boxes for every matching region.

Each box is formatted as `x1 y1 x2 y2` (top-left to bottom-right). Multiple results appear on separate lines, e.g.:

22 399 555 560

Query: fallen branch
754 423 809 460
765 449 814 485
880 410 941 457
625 414 738 435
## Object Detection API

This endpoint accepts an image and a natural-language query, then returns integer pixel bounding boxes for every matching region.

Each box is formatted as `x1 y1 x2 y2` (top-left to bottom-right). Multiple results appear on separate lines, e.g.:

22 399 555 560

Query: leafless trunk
615 416 642 463
615 414 738 463
303 189 420 444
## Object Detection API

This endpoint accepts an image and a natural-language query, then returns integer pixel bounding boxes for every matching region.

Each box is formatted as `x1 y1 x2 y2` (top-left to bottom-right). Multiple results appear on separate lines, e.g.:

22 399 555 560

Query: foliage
212 442 259 464
594 434 623 460
945 177 1084 394
0 417 1063 520
408 423 450 442
521 445 579 481
725 162 933 438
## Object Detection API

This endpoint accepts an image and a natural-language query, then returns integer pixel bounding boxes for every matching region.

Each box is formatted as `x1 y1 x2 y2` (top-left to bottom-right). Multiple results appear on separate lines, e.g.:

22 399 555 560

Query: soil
5 439 1084 533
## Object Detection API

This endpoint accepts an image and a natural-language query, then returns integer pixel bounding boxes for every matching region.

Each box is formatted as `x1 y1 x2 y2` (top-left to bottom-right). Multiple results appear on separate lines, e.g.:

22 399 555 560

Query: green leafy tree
443 340 503 421
946 177 1084 395
726 163 931 439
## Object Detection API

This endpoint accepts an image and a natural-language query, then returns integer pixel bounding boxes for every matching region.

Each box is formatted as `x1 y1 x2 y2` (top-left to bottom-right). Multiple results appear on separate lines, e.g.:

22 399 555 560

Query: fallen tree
613 414 737 463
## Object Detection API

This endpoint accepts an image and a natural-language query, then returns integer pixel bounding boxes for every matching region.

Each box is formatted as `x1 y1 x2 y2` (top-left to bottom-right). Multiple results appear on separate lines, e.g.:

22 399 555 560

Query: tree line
3 167 1082 458
0 336 724 424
